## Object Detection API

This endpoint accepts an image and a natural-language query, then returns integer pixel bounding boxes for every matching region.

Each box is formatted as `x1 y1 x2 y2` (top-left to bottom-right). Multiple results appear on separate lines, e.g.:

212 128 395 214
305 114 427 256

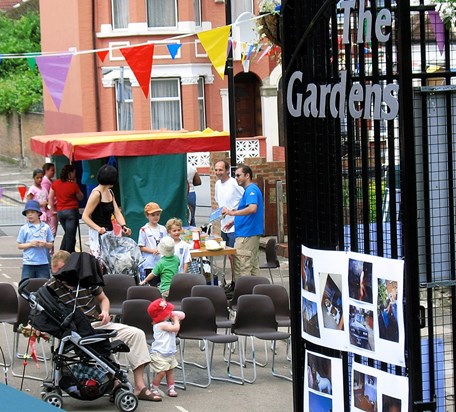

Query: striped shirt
46 278 102 322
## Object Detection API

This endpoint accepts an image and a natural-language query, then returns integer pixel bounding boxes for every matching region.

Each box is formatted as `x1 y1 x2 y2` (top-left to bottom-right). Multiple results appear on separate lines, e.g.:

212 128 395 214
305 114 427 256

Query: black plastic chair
229 275 270 312
178 297 243 388
126 285 161 301
259 238 284 285
12 278 49 381
167 273 206 311
252 284 290 328
253 284 292 360
0 282 18 366
102 274 137 320
231 294 291 383
191 285 232 330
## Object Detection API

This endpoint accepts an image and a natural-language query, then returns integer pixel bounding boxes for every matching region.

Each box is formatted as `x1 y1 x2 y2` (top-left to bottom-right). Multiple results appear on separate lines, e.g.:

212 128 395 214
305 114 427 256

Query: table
190 247 236 285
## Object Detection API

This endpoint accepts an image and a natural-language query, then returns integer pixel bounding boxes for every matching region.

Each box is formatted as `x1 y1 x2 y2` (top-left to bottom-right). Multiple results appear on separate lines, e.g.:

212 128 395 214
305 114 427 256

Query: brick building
37 0 282 162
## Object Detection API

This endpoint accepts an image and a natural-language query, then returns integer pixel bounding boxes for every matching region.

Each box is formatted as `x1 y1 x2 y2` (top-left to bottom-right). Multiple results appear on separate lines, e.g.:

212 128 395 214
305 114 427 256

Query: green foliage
0 11 42 114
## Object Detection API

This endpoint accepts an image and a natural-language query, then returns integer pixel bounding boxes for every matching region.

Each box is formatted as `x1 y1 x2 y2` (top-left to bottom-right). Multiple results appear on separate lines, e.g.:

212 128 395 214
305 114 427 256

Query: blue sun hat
22 200 42 216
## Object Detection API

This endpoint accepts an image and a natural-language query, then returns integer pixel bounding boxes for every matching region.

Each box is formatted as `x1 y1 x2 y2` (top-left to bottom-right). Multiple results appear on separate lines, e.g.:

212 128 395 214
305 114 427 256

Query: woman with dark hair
82 164 131 258
49 164 84 253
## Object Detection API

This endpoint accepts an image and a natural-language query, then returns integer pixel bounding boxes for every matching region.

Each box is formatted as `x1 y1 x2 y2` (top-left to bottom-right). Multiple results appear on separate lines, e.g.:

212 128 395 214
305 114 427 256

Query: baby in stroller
19 251 154 411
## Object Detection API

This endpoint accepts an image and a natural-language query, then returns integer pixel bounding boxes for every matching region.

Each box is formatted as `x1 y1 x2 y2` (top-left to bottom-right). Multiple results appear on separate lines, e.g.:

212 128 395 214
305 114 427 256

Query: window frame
150 78 183 131
146 0 178 29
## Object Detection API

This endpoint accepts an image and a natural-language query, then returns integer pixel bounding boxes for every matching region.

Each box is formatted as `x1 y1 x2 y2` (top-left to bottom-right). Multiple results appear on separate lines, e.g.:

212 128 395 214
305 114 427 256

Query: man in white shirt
214 160 244 283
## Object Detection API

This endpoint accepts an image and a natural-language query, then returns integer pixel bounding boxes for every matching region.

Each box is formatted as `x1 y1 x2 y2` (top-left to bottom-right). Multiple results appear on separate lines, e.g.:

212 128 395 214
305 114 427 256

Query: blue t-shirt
234 183 264 237
17 221 54 265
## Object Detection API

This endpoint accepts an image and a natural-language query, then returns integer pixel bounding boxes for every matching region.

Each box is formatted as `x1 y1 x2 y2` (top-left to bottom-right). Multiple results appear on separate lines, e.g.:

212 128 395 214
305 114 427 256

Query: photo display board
351 361 409 411
304 350 344 411
301 245 405 366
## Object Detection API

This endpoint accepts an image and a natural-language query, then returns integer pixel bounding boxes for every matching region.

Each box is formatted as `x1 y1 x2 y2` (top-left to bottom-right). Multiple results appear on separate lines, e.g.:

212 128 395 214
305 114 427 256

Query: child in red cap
147 298 185 399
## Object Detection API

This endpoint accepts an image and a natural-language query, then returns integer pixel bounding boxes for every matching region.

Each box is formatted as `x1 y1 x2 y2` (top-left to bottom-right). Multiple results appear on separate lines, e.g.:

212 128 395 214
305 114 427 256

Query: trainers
167 386 178 397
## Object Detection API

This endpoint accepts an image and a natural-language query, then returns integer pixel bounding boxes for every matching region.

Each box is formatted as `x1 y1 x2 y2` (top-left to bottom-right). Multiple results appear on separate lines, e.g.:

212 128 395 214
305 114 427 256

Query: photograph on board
349 305 375 351
302 296 320 338
320 272 344 330
353 370 378 412
348 258 373 303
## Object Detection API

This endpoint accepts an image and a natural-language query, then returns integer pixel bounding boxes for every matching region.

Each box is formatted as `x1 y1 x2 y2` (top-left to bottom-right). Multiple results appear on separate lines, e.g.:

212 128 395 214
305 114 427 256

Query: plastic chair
167 273 206 311
178 297 243 388
259 238 284 285
252 284 290 328
0 283 18 366
121 299 154 345
231 294 291 383
12 278 49 381
126 285 161 301
253 284 292 360
229 275 270 312
191 285 232 330
121 298 156 386
102 274 137 320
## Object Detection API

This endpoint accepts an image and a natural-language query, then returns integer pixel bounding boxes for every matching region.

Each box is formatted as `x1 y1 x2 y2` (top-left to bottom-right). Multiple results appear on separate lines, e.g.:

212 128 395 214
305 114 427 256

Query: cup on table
220 241 226 249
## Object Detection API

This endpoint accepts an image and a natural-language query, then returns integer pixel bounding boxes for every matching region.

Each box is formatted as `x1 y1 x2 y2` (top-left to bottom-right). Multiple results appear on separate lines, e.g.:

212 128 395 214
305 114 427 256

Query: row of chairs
120 277 292 388
0 278 51 381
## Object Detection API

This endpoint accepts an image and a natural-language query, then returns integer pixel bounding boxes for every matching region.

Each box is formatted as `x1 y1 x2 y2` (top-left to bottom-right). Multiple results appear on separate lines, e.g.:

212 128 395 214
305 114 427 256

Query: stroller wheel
42 392 63 409
115 390 138 412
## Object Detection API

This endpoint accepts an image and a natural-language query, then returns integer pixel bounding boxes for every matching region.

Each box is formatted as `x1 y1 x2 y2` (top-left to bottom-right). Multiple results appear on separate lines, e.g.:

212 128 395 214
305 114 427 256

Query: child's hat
158 237 175 257
22 200 42 216
147 298 175 323
144 202 162 215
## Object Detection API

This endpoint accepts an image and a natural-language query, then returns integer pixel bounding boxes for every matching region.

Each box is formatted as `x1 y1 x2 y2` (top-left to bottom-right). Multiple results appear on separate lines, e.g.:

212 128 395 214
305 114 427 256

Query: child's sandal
167 387 178 397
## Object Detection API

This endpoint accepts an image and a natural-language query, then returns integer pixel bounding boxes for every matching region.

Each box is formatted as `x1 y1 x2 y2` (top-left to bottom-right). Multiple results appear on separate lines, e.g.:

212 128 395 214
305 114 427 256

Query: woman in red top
49 164 84 253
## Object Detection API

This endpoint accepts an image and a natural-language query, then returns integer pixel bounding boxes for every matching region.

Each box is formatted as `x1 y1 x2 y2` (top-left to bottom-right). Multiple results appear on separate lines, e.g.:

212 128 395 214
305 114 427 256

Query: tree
0 11 42 114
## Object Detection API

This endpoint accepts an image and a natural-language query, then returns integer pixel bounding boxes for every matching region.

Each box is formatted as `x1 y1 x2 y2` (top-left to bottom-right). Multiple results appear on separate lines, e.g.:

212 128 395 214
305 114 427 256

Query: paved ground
0 160 293 412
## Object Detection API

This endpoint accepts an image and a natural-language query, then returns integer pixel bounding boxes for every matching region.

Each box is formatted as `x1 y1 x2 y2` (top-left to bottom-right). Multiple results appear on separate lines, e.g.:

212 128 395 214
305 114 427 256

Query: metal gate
282 0 456 410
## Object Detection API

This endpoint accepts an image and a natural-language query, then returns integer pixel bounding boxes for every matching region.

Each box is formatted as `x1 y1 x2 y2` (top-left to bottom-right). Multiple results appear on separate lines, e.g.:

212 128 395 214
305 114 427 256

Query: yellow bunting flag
197 25 231 80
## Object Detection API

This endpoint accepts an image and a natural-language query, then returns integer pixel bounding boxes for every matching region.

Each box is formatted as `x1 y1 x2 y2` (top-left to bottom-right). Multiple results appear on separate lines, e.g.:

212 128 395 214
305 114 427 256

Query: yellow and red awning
31 128 230 161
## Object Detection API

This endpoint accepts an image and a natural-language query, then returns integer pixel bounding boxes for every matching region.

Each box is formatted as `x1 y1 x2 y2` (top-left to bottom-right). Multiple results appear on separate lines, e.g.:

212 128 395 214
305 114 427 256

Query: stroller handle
18 278 44 312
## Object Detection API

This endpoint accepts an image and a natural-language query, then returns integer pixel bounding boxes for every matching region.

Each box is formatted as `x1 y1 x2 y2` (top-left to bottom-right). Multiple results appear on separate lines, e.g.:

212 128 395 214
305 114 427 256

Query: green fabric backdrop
117 154 187 241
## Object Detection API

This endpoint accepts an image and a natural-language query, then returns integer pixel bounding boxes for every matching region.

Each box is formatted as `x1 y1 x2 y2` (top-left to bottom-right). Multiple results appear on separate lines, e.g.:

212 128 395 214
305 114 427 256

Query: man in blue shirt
222 165 264 289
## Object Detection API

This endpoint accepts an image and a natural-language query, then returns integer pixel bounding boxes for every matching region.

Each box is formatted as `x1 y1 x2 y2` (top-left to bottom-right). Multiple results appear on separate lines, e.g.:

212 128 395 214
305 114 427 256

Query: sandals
167 386 178 397
138 387 162 402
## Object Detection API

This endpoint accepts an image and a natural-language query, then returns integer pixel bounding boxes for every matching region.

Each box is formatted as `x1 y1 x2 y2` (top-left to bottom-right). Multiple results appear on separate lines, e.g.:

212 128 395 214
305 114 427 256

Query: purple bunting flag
428 11 446 55
36 54 73 111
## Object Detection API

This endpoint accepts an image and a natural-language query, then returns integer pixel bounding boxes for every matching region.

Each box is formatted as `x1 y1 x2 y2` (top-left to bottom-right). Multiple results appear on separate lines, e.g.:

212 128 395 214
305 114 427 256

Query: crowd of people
17 159 265 402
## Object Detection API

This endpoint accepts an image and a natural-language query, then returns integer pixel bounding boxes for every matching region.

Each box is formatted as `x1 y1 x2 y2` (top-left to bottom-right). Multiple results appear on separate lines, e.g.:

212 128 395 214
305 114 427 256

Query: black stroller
18 253 139 412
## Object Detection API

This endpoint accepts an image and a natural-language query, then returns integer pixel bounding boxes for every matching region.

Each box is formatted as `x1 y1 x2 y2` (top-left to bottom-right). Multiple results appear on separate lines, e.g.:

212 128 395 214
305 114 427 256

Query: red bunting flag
120 44 154 98
97 50 109 62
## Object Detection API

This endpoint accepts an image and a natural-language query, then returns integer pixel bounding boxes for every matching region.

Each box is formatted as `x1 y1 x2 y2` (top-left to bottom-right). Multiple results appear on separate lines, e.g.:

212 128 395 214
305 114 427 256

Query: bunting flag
120 44 154 98
246 44 254 60
197 25 231 79
226 39 232 58
25 53 39 70
257 45 271 62
428 11 446 55
97 50 109 62
36 54 73 111
167 43 182 60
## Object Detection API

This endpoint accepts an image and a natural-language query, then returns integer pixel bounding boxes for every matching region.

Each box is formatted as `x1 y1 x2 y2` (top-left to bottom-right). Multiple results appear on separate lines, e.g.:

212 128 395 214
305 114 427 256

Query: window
112 0 129 29
147 0 177 28
231 0 253 21
197 77 206 130
194 0 202 27
150 79 182 130
115 76 134 130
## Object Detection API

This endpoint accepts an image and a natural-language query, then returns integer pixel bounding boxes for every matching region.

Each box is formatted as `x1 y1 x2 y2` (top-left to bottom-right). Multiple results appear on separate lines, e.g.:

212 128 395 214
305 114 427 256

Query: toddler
140 237 179 298
166 218 191 273
147 298 185 400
